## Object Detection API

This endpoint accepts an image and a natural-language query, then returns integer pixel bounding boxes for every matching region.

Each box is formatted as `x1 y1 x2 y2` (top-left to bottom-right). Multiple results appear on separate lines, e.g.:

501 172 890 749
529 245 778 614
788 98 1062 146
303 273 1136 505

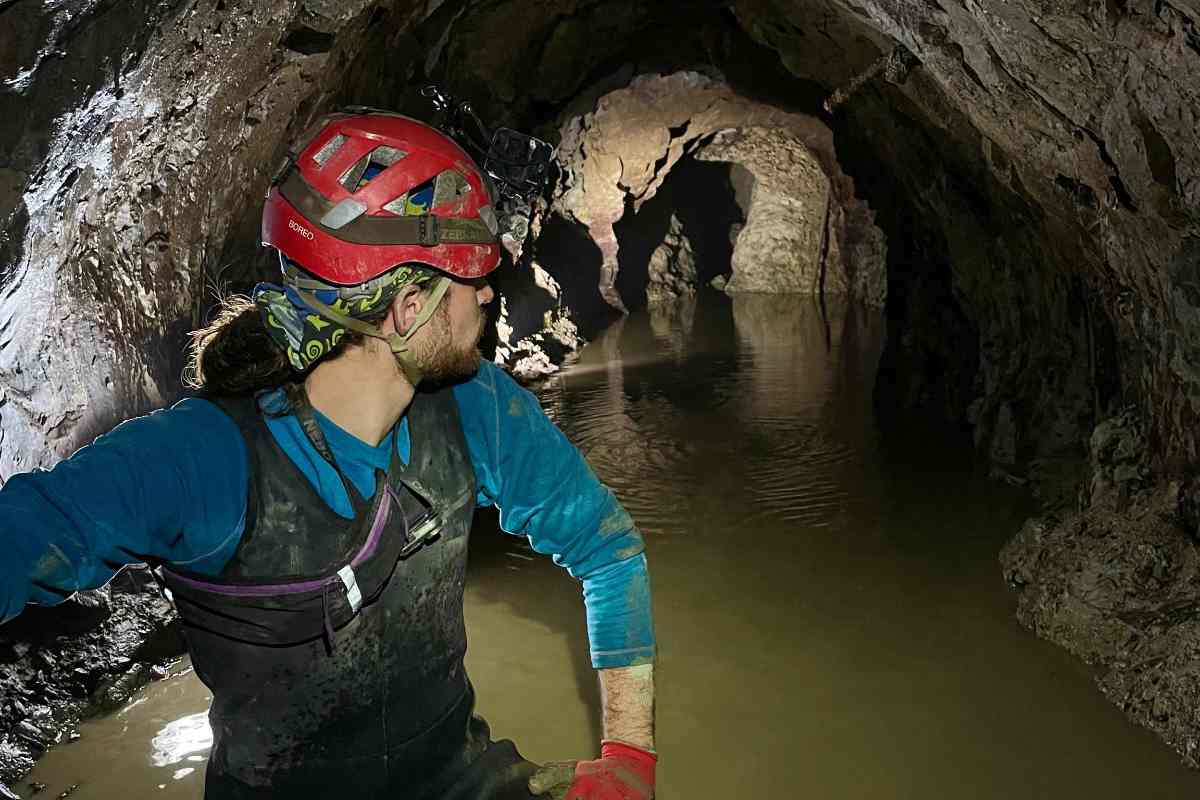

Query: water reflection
16 291 1200 799
538 309 698 536
751 298 892 527
150 712 212 768
540 293 885 534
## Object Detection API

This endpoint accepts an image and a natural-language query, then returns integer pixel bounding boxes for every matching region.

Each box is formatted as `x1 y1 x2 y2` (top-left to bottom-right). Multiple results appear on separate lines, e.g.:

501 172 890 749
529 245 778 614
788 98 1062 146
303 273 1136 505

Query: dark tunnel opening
613 156 749 311
523 211 621 341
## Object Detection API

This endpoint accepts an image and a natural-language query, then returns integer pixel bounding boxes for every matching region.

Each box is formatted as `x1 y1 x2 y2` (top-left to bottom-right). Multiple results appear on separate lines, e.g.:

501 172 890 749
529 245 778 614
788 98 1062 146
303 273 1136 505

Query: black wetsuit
161 387 538 799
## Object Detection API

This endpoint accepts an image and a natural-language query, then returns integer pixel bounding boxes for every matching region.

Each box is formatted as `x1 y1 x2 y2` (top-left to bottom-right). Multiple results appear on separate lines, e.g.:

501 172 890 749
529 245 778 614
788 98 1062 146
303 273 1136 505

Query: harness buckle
399 511 443 559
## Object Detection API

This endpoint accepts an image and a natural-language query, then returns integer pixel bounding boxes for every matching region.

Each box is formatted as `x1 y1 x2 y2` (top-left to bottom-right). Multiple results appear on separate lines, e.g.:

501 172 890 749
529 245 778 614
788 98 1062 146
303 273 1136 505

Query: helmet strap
292 276 453 387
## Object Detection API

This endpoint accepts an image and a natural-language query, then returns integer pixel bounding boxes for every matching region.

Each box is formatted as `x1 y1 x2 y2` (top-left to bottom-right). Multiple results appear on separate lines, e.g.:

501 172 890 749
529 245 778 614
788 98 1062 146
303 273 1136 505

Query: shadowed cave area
2 0 1200 793
613 156 750 311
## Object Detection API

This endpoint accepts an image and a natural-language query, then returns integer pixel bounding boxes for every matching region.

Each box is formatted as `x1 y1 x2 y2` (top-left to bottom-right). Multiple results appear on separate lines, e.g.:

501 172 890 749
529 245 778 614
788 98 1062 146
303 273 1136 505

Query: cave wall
735 0 1199 472
2 0 1200 772
0 0 890 471
696 124 888 303
0 0 448 476
7 0 1195 481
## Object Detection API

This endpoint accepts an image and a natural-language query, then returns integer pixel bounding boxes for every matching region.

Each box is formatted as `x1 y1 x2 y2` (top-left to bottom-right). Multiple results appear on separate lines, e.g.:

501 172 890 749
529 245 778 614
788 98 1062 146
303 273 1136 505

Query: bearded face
411 294 485 386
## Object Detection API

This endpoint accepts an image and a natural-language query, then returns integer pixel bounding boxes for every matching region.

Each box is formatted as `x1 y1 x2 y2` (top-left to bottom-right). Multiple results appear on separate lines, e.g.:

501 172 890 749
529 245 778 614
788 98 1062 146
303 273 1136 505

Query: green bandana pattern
254 264 435 372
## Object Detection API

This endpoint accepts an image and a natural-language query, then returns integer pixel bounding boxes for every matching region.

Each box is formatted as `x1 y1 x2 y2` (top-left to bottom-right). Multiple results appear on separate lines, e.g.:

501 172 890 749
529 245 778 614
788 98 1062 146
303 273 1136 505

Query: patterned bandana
254 262 436 372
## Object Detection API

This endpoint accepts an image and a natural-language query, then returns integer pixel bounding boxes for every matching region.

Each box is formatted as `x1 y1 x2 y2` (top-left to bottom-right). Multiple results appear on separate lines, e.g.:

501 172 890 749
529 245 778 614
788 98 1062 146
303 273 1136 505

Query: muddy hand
528 761 577 799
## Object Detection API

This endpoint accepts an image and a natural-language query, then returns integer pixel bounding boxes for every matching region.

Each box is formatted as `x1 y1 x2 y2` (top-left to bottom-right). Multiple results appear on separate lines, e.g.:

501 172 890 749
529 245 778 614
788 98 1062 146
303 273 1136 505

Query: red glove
563 740 657 800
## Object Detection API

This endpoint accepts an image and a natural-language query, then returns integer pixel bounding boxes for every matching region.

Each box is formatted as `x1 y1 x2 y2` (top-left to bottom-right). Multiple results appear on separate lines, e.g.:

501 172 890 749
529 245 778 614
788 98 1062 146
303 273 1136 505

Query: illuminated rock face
2 0 1200 774
696 124 887 302
645 214 697 305
0 0 433 477
552 72 885 309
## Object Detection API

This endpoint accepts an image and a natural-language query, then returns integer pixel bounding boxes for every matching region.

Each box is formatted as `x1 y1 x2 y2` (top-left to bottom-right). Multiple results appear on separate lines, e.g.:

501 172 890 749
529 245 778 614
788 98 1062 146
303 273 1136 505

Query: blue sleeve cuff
582 553 656 669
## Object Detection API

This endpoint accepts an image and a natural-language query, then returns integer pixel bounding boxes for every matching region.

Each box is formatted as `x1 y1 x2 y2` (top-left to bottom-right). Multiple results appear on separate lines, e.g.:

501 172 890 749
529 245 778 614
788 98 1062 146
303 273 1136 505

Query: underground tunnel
1 0 1200 796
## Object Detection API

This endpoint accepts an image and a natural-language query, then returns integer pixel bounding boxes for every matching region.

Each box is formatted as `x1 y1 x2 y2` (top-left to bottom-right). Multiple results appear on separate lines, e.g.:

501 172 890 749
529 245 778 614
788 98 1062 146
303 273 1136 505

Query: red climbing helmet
262 111 501 285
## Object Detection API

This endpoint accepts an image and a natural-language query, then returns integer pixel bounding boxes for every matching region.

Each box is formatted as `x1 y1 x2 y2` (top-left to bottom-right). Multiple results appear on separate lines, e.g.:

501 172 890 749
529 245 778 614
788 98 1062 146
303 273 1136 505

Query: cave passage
4 0 1200 791
13 295 1200 799
613 156 749 310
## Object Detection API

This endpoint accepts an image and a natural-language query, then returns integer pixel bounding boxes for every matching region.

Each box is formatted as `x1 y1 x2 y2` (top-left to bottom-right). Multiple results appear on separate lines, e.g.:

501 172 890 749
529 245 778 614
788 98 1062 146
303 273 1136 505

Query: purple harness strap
164 484 397 598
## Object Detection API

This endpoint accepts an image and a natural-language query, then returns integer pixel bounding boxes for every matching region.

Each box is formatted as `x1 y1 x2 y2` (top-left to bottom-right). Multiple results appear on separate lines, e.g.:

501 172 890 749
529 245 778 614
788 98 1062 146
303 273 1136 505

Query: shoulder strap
282 384 337 466
281 383 367 505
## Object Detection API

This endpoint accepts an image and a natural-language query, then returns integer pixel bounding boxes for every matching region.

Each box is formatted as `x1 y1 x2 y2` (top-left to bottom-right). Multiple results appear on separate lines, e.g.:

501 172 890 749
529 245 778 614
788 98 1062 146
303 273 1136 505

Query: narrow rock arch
551 71 886 310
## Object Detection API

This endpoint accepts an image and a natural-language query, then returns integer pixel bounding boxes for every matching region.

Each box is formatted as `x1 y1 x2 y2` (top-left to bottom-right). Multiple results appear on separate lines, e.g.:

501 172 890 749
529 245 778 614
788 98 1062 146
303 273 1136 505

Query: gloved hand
528 740 656 800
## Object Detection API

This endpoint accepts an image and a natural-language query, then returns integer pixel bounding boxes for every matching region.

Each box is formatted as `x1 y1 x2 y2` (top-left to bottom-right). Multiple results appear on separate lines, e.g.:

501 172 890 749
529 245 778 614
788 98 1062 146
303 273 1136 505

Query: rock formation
1 0 1200 778
491 261 584 380
645 214 697 304
552 71 886 309
1000 411 1200 766
0 577 181 784
695 124 888 300
0 0 438 476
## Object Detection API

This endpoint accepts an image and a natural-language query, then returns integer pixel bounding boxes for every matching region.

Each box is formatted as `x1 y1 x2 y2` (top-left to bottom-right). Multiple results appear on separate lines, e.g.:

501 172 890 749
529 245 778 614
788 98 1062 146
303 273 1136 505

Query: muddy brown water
14 294 1200 799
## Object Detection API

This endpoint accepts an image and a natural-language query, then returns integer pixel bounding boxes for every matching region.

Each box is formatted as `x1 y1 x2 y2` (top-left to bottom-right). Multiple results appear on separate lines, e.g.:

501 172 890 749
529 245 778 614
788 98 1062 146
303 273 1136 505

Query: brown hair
184 289 411 397
184 295 296 396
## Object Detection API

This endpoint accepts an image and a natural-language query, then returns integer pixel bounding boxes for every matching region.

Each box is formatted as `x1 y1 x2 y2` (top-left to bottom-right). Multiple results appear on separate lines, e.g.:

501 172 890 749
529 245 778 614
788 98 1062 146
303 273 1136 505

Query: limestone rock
490 269 583 382
1087 409 1152 511
0 571 182 783
553 71 886 308
1000 483 1200 768
0 0 431 478
645 214 697 304
695 125 886 301
702 127 828 293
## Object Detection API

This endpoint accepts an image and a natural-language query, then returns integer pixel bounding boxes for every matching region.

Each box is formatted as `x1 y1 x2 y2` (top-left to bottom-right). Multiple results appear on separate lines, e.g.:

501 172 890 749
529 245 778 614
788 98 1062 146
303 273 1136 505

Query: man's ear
387 286 426 336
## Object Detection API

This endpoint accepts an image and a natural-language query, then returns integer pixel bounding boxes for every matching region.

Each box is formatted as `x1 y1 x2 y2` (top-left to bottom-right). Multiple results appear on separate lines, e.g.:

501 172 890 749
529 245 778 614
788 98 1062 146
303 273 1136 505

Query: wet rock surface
0 572 183 784
489 260 584 380
0 0 439 476
645 214 697 305
696 124 887 300
1001 413 1200 765
0 0 1199 776
553 72 885 310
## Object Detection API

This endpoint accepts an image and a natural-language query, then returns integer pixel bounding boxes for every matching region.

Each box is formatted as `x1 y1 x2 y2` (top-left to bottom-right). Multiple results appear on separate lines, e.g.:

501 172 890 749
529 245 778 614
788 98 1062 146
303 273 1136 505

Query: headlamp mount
420 85 556 258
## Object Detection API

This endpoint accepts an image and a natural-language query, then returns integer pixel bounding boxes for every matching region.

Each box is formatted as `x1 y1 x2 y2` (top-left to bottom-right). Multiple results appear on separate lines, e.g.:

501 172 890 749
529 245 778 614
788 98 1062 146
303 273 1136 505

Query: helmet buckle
417 215 441 247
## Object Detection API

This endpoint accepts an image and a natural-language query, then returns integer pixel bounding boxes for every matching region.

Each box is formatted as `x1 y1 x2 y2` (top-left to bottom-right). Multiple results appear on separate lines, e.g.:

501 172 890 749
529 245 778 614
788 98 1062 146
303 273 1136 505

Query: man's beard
412 300 485 387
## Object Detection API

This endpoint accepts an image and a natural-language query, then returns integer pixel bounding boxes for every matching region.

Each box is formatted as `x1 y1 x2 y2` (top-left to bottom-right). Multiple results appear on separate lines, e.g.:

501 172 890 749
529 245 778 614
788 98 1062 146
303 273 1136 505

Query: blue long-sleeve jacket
0 361 654 669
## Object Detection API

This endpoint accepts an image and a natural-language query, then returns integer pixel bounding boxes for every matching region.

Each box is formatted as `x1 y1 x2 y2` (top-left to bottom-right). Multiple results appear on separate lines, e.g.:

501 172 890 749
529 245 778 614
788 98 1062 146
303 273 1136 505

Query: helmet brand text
288 219 315 240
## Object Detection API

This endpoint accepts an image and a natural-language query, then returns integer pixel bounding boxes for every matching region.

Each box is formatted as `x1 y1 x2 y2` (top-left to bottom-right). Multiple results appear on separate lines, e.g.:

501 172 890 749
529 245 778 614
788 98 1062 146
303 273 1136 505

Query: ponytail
185 295 295 396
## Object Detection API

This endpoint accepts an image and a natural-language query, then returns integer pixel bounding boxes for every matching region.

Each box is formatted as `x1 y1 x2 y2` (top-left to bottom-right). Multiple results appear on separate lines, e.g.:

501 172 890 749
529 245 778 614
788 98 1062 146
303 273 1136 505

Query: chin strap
292 276 453 387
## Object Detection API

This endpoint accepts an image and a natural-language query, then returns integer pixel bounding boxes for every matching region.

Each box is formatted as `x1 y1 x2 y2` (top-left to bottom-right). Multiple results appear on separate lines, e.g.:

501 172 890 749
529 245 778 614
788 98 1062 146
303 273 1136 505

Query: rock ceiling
1 0 1199 767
